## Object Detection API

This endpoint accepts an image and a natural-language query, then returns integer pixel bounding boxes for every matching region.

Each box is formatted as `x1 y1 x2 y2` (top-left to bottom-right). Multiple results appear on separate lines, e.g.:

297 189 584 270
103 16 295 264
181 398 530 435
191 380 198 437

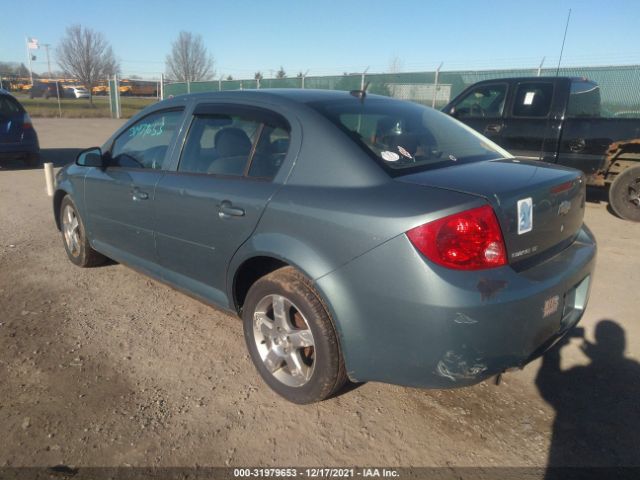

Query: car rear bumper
0 140 40 160
316 224 596 388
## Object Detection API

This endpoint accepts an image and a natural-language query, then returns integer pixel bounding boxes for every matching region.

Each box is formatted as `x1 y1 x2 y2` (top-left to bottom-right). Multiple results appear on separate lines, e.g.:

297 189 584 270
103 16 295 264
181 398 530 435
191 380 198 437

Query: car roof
167 88 390 106
470 76 595 85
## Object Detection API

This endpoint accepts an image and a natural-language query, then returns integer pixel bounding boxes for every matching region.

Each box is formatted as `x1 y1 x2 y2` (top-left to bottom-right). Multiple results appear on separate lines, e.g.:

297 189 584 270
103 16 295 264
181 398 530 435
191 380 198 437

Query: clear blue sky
1 0 639 79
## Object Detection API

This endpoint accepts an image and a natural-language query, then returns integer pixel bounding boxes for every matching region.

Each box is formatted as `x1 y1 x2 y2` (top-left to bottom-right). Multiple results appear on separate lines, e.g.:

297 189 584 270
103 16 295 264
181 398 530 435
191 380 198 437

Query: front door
446 82 508 143
84 109 184 266
153 105 291 305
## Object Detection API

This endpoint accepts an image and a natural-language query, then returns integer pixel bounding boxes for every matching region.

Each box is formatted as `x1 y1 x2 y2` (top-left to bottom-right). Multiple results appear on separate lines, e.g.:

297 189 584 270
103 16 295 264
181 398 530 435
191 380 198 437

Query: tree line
22 24 301 105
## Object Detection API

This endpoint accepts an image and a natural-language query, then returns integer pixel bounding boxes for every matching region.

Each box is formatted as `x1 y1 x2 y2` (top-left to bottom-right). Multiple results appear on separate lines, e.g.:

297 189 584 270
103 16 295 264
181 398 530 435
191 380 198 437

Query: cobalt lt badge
517 197 533 235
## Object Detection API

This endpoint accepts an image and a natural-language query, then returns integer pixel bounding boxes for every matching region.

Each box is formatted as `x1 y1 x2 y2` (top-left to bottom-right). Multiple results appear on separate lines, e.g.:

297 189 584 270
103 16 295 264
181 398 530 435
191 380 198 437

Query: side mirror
76 147 104 167
449 107 459 118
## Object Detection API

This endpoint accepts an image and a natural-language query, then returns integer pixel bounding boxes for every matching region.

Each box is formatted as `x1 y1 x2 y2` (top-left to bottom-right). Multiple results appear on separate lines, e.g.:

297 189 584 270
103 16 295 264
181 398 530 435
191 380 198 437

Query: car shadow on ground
585 186 608 204
585 186 627 219
0 148 80 171
41 148 82 168
536 319 640 477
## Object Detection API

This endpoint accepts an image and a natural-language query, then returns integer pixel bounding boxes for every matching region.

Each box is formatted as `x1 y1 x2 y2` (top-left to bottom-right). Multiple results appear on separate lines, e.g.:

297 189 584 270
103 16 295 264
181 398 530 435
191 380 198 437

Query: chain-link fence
3 64 639 118
164 64 640 116
0 73 160 118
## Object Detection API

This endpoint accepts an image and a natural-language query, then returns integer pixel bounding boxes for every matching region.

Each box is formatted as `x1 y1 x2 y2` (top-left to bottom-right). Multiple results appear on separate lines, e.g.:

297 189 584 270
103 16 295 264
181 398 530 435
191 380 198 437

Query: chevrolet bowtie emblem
558 200 571 216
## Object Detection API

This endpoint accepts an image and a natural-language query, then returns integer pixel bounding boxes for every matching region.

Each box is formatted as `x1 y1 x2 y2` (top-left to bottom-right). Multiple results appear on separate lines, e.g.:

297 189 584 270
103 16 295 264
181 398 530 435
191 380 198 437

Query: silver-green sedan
53 89 596 403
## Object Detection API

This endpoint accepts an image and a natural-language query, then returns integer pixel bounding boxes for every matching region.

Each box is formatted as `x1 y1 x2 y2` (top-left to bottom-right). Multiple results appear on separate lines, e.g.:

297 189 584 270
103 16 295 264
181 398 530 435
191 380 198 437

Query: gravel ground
0 118 639 469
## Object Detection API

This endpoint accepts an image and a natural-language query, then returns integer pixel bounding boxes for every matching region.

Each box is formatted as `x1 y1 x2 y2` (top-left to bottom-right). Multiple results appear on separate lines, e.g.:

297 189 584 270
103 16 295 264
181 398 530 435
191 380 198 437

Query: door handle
484 123 503 135
131 188 149 201
218 200 245 218
568 138 586 153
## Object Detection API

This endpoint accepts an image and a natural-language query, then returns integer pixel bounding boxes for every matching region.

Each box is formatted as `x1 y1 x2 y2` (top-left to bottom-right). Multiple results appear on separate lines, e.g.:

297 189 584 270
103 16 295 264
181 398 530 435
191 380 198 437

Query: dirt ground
1 118 639 469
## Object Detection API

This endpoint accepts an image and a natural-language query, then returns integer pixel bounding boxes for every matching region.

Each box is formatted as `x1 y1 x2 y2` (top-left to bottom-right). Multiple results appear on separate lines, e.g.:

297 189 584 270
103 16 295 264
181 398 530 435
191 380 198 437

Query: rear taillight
23 113 33 129
406 205 507 270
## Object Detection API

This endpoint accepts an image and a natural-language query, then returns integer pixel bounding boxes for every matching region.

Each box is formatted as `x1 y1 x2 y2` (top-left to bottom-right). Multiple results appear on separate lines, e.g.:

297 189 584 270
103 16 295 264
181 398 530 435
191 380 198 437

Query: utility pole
43 44 52 78
25 37 34 85
537 56 546 76
301 69 310 89
361 66 369 91
432 62 443 108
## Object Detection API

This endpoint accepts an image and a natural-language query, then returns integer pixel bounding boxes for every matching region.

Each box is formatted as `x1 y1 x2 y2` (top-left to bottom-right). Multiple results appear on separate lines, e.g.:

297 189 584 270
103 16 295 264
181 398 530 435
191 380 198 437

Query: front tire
59 196 106 267
609 165 640 221
242 267 347 404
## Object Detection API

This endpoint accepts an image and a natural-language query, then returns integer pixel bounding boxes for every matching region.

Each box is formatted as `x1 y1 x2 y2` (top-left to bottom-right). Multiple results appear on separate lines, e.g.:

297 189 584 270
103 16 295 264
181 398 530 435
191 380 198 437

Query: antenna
556 9 572 76
349 81 370 102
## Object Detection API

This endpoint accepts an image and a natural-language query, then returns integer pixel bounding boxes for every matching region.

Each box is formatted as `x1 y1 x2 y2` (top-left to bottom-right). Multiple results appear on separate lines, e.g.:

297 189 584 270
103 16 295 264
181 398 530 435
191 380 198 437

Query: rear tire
59 196 107 267
609 165 640 222
242 266 347 404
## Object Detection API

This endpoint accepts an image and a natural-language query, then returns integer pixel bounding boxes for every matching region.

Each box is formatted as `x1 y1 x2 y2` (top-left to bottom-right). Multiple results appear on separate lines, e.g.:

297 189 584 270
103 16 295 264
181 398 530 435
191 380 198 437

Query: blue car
53 90 596 403
0 89 40 167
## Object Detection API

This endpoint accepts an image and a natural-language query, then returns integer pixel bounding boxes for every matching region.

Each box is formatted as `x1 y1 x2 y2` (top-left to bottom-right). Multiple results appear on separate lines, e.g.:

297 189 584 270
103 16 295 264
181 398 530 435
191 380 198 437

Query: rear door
83 108 184 265
153 104 291 304
445 82 508 142
0 95 24 144
500 80 563 162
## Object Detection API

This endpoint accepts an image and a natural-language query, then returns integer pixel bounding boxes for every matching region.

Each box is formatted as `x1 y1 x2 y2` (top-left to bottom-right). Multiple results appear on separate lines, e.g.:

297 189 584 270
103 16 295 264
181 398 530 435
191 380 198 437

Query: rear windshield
309 97 510 176
0 95 23 115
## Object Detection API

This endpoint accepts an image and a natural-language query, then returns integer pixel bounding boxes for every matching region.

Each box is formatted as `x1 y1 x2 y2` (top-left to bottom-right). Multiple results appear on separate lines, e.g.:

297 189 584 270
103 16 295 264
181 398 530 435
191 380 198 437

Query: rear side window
512 83 554 117
249 125 290 179
0 96 23 115
110 109 183 169
179 110 290 180
567 81 601 118
309 97 509 175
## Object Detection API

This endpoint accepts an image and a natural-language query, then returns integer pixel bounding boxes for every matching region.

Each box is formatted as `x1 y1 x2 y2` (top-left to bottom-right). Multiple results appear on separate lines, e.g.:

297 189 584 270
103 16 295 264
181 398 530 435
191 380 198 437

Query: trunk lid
397 158 586 266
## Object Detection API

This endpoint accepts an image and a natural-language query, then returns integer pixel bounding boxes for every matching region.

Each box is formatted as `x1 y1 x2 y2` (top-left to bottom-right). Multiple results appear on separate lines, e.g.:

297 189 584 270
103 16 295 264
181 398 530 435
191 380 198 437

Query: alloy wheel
62 205 81 257
252 294 316 387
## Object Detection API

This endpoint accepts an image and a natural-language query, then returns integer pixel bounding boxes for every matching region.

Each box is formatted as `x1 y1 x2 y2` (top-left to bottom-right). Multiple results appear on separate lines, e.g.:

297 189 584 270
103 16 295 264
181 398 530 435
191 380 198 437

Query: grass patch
14 94 157 119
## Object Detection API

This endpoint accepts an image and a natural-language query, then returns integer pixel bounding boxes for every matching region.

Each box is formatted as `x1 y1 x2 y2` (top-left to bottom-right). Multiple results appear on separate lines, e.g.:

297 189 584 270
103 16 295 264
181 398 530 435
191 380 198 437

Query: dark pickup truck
443 77 640 221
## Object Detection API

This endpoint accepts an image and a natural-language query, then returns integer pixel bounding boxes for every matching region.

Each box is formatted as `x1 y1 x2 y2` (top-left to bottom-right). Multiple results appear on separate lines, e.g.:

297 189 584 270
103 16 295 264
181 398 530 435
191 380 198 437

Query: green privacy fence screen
164 64 640 116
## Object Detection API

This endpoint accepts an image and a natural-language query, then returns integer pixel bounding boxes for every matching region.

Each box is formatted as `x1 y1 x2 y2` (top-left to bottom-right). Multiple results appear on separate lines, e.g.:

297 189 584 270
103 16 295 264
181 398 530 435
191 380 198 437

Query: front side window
453 84 507 119
309 97 510 175
179 111 290 179
512 83 554 117
110 109 183 169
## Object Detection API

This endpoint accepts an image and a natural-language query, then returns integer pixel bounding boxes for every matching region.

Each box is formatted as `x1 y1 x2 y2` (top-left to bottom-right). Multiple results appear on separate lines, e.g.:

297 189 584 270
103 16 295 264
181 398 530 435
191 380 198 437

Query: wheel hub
628 179 640 207
271 334 290 355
